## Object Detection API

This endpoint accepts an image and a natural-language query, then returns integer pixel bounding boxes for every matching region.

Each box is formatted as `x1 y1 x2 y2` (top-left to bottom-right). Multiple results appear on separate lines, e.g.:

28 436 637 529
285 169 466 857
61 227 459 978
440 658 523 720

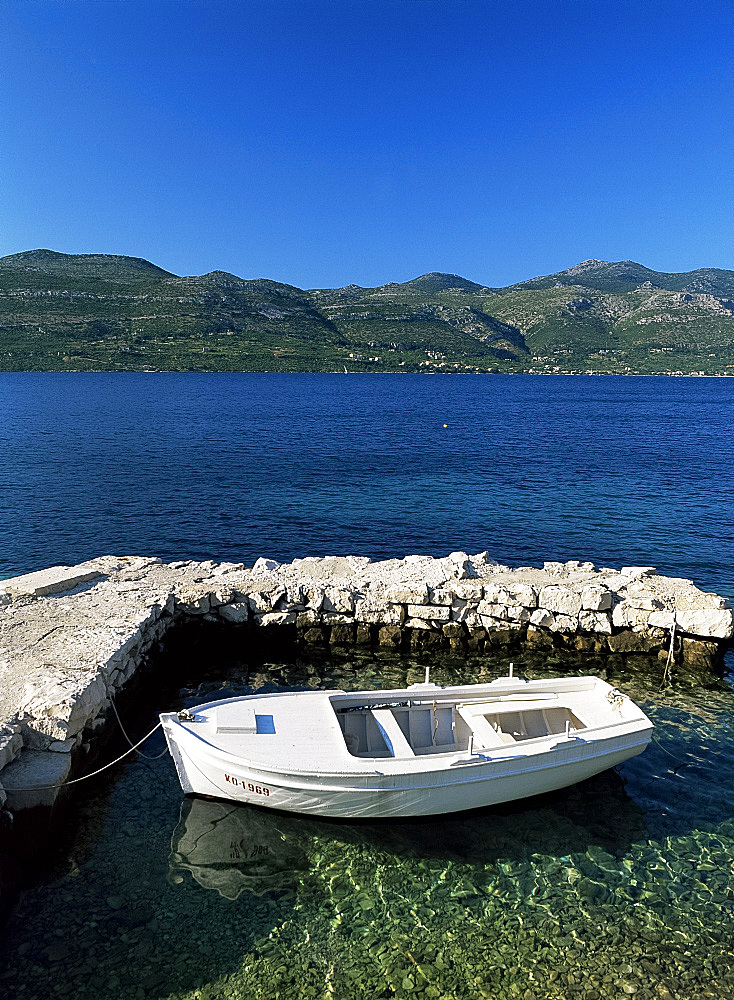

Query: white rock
482 584 514 605
477 601 509 620
529 609 555 627
675 608 734 639
557 559 595 573
612 602 652 629
0 565 103 599
296 610 320 626
428 588 453 606
480 614 505 628
385 584 430 604
258 611 298 627
306 587 325 612
252 558 281 573
510 584 537 607
469 550 500 568
406 604 451 622
626 597 664 611
621 566 657 579
506 606 533 623
347 556 371 570
247 592 273 613
210 562 248 576
354 596 401 624
218 603 251 624
579 610 613 634
703 594 728 610
48 738 76 753
543 561 565 576
581 585 613 611
208 590 230 608
547 613 578 633
268 585 287 608
286 583 307 606
648 610 676 631
440 553 473 579
460 611 483 628
0 724 22 770
21 673 107 741
354 605 403 624
539 586 583 617
1 748 73 810
405 618 432 630
452 582 484 601
323 587 355 614
452 606 476 623
178 594 210 615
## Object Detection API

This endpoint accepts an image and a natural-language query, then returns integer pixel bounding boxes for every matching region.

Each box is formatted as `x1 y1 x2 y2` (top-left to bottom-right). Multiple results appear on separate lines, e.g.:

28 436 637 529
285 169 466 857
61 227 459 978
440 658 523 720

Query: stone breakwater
0 551 732 817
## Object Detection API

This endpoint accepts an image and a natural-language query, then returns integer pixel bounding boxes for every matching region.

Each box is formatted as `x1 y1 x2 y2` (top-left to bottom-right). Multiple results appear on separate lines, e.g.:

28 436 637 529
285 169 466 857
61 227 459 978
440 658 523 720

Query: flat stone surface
1 747 73 810
0 565 103 598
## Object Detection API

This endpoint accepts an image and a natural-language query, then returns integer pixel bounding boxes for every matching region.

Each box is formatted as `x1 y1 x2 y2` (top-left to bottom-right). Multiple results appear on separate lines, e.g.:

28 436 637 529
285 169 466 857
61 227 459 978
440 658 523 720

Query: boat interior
335 698 586 758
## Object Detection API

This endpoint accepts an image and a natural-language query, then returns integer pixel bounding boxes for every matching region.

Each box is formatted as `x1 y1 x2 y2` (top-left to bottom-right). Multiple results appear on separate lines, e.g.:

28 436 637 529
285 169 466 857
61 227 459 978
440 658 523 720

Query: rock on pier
0 551 732 815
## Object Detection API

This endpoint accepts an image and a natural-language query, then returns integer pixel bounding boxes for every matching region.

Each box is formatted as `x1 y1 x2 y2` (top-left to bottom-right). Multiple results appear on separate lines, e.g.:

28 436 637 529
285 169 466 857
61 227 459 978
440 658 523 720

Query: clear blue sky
1 0 732 288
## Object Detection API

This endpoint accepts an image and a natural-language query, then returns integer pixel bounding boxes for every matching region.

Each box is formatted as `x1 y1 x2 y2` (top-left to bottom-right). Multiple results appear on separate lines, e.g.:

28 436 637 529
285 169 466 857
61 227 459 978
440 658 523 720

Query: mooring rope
659 615 677 690
650 730 691 768
102 675 169 761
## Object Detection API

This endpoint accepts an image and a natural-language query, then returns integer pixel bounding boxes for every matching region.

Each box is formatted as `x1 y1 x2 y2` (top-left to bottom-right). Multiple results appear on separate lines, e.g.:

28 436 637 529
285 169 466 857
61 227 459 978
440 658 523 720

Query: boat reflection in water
168 796 312 899
169 764 649 901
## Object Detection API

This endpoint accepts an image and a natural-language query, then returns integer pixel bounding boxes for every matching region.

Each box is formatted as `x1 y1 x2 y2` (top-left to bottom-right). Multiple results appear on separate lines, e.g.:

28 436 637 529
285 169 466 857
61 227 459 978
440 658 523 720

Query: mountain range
1 249 732 374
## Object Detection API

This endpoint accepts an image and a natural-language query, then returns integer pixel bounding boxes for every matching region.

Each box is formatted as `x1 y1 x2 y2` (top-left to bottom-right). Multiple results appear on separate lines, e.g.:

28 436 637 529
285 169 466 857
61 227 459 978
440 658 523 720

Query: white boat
160 671 653 819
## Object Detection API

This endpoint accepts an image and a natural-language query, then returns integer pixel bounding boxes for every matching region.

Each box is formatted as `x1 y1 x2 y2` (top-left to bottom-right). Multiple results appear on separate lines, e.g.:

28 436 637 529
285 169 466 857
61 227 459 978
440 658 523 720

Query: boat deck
169 677 650 777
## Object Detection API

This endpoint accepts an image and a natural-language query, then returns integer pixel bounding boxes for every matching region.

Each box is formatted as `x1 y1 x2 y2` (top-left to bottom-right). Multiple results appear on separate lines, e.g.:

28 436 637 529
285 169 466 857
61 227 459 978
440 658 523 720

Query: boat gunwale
171 674 604 720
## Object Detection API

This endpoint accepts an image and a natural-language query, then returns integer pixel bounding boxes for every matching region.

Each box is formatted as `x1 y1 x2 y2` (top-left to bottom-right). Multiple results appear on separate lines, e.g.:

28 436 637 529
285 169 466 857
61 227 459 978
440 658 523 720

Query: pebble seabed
0 554 733 1000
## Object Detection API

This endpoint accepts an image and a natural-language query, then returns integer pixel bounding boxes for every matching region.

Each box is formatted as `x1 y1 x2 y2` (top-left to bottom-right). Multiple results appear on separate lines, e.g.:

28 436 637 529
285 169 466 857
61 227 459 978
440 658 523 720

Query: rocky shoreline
1 549 732 821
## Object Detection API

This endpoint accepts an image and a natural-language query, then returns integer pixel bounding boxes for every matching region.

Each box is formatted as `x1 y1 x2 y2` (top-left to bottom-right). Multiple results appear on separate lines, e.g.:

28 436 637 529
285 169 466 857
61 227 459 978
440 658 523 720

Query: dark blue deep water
1 373 732 598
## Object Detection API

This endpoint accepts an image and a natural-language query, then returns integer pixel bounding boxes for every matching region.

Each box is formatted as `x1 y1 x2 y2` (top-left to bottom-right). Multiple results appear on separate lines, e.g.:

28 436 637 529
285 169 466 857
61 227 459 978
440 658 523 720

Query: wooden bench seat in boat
371 709 416 757
456 706 517 748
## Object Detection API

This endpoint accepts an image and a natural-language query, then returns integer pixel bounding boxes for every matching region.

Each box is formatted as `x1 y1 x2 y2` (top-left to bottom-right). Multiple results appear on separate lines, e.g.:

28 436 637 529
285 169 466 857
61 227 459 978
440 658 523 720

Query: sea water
1 373 733 999
1 373 732 599
1 648 732 1000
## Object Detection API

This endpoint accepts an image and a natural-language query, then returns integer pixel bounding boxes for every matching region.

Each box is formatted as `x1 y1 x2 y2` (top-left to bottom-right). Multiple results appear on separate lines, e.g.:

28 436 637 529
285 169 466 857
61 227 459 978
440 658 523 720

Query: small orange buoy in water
443 423 448 428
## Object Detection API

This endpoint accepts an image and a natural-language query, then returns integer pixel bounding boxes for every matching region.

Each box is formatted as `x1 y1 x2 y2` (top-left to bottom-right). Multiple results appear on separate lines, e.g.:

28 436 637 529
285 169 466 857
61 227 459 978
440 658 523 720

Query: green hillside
1 251 733 373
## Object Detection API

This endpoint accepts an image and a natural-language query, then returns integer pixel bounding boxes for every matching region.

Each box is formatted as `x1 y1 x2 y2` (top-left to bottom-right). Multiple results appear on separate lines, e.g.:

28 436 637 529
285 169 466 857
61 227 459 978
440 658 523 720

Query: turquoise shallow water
2 650 733 1000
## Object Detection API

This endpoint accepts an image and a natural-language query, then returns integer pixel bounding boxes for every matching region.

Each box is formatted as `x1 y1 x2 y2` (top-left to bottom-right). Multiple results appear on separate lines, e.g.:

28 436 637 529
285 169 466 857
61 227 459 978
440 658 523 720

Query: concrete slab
0 565 103 599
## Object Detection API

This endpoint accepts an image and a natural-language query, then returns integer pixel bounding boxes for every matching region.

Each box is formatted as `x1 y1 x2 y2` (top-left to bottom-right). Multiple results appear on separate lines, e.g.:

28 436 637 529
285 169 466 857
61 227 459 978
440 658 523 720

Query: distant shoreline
1 369 733 377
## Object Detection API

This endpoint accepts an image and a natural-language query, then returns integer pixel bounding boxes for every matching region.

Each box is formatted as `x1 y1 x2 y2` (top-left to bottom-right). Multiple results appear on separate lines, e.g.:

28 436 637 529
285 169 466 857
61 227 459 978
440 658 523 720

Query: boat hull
161 715 651 818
